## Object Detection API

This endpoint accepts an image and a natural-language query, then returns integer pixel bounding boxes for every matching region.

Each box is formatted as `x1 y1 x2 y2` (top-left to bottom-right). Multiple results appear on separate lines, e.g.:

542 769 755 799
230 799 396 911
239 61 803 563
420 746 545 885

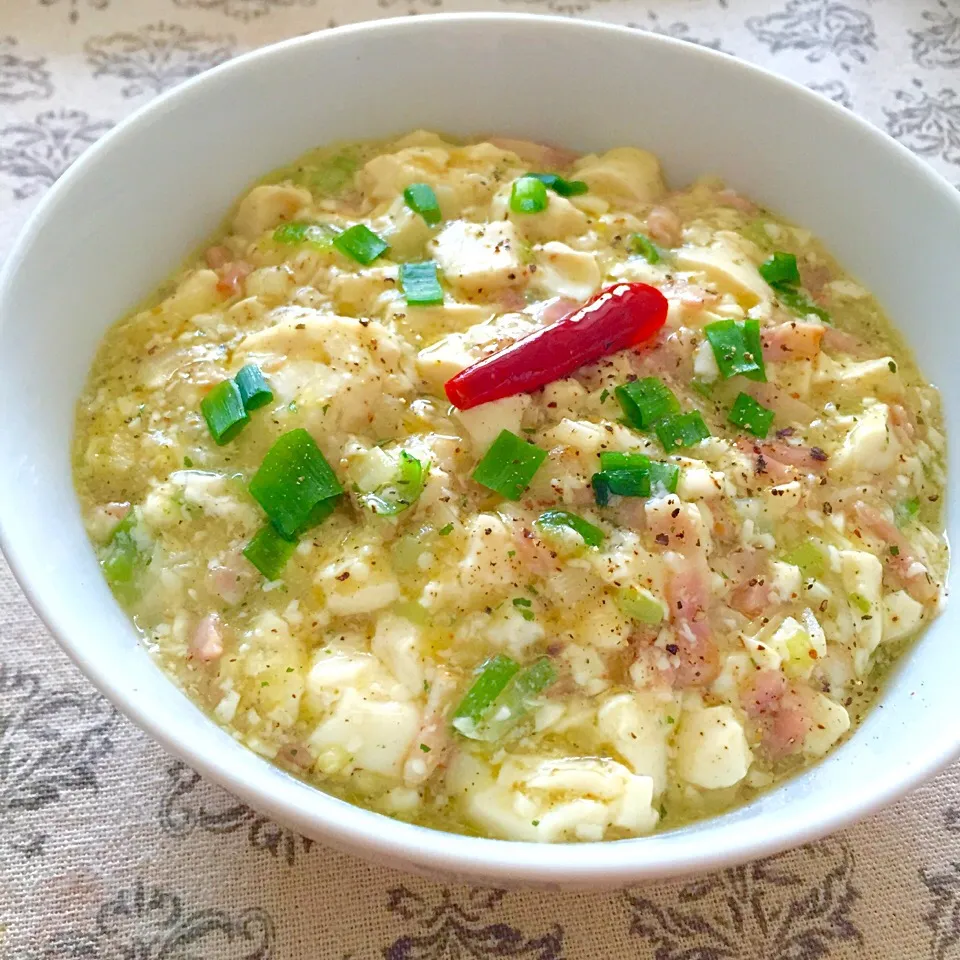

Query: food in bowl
73 130 947 842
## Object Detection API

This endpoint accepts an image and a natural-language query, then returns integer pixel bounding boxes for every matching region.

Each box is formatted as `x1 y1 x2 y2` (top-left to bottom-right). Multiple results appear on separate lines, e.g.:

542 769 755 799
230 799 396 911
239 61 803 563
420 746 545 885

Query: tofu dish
74 131 947 842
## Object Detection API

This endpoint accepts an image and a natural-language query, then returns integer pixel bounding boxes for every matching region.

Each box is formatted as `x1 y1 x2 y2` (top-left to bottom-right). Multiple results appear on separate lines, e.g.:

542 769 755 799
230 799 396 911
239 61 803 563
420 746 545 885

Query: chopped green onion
248 428 343 538
332 224 389 265
728 392 775 438
690 377 714 399
201 380 249 446
783 541 825 579
358 451 427 516
894 497 920 527
510 176 549 214
438 522 454 536
615 377 681 430
272 221 335 250
243 524 297 580
629 233 663 264
465 657 558 741
592 467 651 506
310 152 358 195
403 182 442 227
472 430 547 500
849 592 872 614
616 586 664 625
704 318 767 382
452 654 520 735
535 509 604 547
525 172 588 197
759 251 800 287
649 461 681 495
512 597 535 622
889 545 900 557
399 261 444 306
234 364 273 411
512 596 532 607
655 411 711 453
774 286 831 323
100 514 140 586
599 451 649 471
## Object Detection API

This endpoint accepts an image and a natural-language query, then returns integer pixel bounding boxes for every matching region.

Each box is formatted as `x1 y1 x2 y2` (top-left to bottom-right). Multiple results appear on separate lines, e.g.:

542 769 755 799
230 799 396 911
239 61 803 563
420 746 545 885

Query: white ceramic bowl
1 13 958 889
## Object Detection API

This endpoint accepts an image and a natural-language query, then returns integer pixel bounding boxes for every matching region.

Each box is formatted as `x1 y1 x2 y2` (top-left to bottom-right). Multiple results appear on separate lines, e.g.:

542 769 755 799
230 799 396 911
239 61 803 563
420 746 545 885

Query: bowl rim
2 11 959 885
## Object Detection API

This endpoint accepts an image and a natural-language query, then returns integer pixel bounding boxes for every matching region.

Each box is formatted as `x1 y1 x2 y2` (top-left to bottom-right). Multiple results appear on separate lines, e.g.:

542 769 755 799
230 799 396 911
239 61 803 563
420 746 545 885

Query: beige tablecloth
3 1 960 956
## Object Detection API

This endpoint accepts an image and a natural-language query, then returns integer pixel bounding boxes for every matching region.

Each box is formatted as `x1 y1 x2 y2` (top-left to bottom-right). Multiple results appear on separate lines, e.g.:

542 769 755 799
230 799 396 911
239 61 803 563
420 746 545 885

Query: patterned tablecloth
3 1 960 956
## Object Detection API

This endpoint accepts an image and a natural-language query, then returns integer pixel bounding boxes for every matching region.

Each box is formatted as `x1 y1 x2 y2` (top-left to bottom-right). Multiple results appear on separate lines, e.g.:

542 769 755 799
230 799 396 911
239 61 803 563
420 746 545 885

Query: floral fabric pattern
0 1 959 957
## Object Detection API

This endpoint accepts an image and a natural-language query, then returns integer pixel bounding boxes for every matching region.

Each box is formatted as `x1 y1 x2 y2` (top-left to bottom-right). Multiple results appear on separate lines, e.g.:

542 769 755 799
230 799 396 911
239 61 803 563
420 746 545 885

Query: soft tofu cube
532 241 600 301
803 693 850 757
573 147 665 206
675 705 753 789
430 220 525 295
673 243 772 305
456 395 530 452
883 589 926 642
832 403 900 475
308 688 420 777
839 549 883 665
317 549 400 616
506 193 589 243
814 355 904 400
415 333 477 394
597 692 670 795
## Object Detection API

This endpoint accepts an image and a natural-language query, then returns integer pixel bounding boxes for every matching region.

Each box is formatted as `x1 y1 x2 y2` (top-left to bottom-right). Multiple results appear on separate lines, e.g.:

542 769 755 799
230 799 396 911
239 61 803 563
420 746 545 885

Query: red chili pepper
444 283 668 411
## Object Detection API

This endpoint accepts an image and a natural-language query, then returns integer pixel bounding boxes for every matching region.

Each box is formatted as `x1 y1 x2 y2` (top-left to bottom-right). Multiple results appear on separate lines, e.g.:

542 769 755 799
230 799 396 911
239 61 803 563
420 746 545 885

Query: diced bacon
631 327 696 382
851 501 939 603
730 576 773 618
889 403 917 443
611 497 648 531
512 524 564 578
741 670 811 760
735 438 797 484
799 263 832 299
207 552 250 605
497 287 529 313
645 205 683 248
533 296 579 327
744 382 817 426
189 614 223 663
645 497 708 555
403 668 458 786
761 321 824 362
205 245 232 270
488 137 580 169
663 552 719 687
716 189 759 215
737 438 827 477
821 326 869 357
216 261 252 297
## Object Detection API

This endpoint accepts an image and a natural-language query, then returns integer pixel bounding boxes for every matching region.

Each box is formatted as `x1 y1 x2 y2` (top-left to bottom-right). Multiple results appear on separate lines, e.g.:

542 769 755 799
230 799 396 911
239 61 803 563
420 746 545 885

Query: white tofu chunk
883 589 926 642
532 242 600 301
316 547 400 616
456 395 530 453
673 243 772 305
573 147 665 206
832 403 900 475
675 705 753 789
308 688 420 777
814 355 904 400
597 692 670 795
430 220 525 295
415 332 478 394
839 549 883 666
232 184 312 239
803 694 850 757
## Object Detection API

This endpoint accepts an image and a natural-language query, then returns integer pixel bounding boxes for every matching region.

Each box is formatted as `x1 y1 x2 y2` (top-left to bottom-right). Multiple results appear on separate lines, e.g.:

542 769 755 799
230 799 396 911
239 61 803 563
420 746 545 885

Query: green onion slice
525 172 588 197
452 654 520 735
201 380 249 446
615 377 681 430
332 224 389 265
399 261 444 306
358 451 428 516
655 411 711 453
535 509 604 547
894 497 920 527
592 467 651 506
243 524 297 580
248 428 343 538
759 251 800 287
311 152 358 195
727 392 775 438
649 461 681 495
272 221 336 249
616 586 665 625
629 233 663 264
100 514 141 587
234 364 273 411
472 430 547 500
782 541 825 579
458 657 558 742
704 318 767 382
510 176 549 214
403 182 443 227
599 451 649 471
775 286 831 323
